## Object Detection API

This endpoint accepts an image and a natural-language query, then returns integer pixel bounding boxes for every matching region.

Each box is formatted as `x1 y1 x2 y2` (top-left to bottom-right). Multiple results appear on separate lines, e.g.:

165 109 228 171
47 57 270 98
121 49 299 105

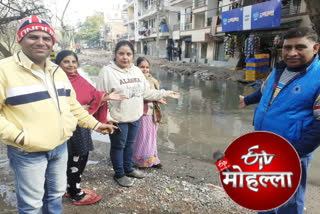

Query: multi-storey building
123 0 180 57
171 0 225 64
123 0 136 42
103 1 128 51
123 0 311 67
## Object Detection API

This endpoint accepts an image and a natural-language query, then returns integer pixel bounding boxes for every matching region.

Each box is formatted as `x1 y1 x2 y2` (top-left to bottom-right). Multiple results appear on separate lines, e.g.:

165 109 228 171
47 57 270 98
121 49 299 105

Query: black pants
67 153 89 201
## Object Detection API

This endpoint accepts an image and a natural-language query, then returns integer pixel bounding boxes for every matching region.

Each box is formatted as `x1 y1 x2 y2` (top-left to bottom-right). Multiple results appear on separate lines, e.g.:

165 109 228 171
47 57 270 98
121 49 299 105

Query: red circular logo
218 131 301 211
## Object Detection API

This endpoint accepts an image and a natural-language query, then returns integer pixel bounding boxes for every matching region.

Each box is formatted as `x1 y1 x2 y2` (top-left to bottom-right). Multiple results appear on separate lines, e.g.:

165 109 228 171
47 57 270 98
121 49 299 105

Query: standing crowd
0 15 179 213
0 14 319 214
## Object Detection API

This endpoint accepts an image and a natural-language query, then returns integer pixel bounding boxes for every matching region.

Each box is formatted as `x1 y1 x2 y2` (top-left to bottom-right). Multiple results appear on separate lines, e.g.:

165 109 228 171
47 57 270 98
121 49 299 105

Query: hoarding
222 0 282 32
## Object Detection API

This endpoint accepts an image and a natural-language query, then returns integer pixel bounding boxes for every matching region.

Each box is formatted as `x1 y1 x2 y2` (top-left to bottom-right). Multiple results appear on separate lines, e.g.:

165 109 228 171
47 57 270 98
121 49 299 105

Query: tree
0 22 18 55
75 13 105 48
0 0 49 57
55 0 72 50
304 0 320 37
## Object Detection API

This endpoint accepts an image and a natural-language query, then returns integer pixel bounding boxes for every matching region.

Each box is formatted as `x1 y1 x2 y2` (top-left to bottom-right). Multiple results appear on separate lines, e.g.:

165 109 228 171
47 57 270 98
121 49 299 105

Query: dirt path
62 141 253 214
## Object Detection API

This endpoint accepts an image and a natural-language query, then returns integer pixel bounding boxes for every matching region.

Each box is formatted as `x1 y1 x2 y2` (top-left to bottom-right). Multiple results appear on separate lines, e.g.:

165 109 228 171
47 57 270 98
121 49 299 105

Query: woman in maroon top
56 50 126 205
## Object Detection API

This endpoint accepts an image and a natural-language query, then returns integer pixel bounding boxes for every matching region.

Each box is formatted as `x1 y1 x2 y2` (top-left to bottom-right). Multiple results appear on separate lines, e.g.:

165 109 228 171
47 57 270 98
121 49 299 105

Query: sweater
96 61 171 123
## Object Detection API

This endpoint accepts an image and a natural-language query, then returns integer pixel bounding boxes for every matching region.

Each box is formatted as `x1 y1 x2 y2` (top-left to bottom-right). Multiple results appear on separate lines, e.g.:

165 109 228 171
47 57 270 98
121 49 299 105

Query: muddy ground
77 49 246 82
60 49 319 214
62 141 253 214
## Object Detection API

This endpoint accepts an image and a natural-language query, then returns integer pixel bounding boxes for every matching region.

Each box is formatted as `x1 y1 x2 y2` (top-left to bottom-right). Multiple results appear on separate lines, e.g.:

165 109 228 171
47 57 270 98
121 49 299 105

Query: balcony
173 24 181 31
138 3 158 20
184 23 192 30
172 22 193 31
281 0 302 16
170 0 193 7
137 24 170 40
122 0 134 11
123 18 134 26
194 0 206 8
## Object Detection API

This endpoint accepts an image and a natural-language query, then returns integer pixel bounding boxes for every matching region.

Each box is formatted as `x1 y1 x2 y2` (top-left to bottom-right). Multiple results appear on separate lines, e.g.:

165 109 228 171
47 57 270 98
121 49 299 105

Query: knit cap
17 15 55 44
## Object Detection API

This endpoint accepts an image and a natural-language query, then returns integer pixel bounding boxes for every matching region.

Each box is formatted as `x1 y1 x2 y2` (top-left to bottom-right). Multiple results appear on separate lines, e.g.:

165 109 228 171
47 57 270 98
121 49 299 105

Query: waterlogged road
150 68 320 187
0 65 319 212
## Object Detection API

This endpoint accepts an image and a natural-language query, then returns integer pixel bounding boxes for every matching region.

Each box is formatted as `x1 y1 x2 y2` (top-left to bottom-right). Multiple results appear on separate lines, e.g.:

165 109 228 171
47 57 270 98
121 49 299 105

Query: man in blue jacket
239 27 320 213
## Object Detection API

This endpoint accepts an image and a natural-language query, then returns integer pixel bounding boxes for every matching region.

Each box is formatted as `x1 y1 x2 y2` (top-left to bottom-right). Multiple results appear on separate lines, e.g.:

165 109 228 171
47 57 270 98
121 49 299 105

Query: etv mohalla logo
215 131 301 211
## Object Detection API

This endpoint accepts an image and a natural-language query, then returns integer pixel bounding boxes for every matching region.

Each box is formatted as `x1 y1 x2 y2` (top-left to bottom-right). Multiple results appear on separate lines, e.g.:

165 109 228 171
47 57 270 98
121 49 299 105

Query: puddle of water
0 185 17 208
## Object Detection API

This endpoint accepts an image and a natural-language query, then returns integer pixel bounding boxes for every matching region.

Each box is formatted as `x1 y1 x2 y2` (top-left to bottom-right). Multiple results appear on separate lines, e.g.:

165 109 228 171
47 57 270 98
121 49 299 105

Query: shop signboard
222 0 281 32
221 7 243 33
251 0 281 30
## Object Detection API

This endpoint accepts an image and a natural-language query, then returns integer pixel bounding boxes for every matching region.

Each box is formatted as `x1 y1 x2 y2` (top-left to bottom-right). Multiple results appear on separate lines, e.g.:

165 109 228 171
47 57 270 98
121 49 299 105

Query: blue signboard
222 0 282 32
222 7 243 33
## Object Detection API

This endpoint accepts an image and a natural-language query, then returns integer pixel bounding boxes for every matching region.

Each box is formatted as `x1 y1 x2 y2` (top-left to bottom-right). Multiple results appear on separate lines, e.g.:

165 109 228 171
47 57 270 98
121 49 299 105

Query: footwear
64 189 94 198
73 193 101 205
126 169 145 179
114 175 134 187
152 164 163 169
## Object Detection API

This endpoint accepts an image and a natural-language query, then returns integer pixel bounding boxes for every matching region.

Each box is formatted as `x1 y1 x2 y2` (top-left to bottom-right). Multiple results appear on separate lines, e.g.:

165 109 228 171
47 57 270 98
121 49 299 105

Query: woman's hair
114 40 135 62
55 50 78 65
136 57 150 66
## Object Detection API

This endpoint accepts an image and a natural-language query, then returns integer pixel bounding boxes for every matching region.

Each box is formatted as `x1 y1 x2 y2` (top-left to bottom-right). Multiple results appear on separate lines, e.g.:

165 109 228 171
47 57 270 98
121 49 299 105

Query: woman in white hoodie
96 41 179 187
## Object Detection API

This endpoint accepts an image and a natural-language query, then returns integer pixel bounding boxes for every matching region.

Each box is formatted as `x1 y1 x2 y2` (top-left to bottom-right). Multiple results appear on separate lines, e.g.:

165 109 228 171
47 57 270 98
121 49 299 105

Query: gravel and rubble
62 141 254 214
77 49 246 82
148 57 245 82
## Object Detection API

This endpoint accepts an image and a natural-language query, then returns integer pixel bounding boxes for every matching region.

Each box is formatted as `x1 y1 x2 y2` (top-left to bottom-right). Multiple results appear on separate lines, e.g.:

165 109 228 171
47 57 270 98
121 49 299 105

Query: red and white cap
17 15 55 44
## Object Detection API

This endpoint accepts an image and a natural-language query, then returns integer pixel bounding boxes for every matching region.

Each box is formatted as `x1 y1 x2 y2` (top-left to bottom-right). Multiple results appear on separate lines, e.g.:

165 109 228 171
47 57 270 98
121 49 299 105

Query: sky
45 0 126 27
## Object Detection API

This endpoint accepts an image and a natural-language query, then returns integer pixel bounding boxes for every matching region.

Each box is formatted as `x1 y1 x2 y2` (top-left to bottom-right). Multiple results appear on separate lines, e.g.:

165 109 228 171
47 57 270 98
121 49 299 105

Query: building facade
103 1 128 51
123 0 311 67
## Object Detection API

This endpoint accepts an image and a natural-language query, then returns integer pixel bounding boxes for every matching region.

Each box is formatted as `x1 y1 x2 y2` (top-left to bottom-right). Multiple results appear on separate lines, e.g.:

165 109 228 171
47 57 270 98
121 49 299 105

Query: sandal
72 193 102 205
64 189 95 198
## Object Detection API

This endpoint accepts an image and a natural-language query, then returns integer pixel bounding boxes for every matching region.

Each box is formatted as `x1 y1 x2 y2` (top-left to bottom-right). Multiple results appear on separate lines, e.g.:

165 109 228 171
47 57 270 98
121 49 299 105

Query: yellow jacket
0 51 99 152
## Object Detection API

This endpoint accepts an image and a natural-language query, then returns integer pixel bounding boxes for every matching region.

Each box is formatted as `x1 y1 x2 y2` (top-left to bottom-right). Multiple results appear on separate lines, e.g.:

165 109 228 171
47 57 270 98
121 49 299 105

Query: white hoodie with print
96 61 171 123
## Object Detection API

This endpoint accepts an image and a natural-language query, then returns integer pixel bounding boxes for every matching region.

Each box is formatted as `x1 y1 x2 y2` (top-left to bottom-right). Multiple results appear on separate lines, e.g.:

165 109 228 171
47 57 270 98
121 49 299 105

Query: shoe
64 189 94 198
152 164 163 169
126 169 145 179
113 175 134 187
73 193 101 205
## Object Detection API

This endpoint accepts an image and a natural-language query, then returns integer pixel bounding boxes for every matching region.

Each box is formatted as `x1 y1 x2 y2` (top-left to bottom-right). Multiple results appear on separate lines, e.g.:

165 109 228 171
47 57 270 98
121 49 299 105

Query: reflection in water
0 144 17 212
152 68 256 160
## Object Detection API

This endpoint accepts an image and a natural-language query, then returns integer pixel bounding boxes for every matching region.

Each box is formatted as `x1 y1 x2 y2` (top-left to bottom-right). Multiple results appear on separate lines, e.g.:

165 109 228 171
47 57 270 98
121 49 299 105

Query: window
144 0 148 9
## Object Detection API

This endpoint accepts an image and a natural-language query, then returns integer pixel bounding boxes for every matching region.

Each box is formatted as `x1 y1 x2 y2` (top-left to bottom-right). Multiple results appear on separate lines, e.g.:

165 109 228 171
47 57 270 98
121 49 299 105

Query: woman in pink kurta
133 57 169 168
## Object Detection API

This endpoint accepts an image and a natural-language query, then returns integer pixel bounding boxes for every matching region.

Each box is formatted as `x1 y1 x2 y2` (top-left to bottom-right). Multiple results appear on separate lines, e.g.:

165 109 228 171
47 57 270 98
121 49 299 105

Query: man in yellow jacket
0 15 115 214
